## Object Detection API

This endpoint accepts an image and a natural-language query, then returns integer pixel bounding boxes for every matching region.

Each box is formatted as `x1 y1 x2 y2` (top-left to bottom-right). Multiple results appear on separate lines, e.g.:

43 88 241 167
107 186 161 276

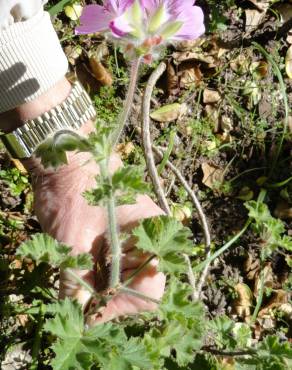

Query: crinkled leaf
45 299 151 370
104 338 152 370
17 233 92 270
132 216 193 273
144 279 205 367
45 299 122 370
208 315 237 350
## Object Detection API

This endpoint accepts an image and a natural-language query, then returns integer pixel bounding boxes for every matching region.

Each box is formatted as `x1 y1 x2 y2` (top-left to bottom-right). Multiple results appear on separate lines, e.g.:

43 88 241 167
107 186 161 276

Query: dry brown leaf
16 314 29 327
258 289 288 318
116 142 135 159
166 62 179 95
201 163 224 189
279 303 292 319
174 38 203 51
89 57 113 86
203 89 221 104
230 54 250 74
245 9 266 33
172 51 215 66
221 115 233 132
64 45 82 66
254 263 274 296
274 201 292 220
245 253 260 280
171 203 192 224
233 283 253 319
75 63 100 94
179 65 202 88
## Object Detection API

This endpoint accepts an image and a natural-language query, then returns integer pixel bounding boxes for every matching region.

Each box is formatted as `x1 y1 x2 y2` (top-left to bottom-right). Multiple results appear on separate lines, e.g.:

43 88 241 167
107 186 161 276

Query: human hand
25 138 165 323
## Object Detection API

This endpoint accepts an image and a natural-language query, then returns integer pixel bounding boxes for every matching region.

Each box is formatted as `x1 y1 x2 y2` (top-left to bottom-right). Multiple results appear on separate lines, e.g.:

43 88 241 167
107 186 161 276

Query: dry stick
141 62 171 214
141 63 212 300
153 146 211 300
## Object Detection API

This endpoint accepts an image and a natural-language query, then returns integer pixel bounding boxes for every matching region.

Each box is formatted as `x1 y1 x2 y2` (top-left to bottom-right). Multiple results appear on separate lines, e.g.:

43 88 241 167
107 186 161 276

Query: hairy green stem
112 57 142 145
29 303 44 370
66 268 97 298
99 160 121 288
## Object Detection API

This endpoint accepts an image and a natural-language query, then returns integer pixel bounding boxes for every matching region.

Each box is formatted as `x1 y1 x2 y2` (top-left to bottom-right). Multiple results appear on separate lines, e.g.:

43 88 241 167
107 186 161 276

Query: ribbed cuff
0 10 68 113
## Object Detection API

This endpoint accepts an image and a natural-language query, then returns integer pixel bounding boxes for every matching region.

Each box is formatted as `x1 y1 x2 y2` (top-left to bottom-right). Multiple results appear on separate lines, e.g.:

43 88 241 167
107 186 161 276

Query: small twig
120 286 160 305
154 149 212 298
140 61 212 298
153 146 211 250
141 62 171 214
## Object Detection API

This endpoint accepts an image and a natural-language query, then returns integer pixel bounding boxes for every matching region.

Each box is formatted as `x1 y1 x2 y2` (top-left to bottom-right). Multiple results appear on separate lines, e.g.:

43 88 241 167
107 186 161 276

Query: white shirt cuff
0 10 68 113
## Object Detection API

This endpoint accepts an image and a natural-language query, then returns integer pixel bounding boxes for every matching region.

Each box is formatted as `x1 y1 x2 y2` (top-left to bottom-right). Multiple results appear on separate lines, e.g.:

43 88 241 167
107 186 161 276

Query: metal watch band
1 81 96 159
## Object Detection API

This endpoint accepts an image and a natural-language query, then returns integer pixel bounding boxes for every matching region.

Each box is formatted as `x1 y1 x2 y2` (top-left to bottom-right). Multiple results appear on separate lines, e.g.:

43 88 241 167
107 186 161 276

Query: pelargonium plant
76 0 205 62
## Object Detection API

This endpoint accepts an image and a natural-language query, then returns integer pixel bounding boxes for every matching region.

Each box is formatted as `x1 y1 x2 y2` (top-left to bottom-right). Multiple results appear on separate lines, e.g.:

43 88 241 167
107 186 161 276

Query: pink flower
76 0 205 60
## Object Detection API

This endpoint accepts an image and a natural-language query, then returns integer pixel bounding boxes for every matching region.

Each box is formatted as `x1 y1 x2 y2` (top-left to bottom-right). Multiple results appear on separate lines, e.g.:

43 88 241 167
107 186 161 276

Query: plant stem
29 303 44 370
99 160 121 288
183 254 198 301
193 220 251 273
123 254 156 287
66 268 97 297
141 62 171 214
112 57 142 146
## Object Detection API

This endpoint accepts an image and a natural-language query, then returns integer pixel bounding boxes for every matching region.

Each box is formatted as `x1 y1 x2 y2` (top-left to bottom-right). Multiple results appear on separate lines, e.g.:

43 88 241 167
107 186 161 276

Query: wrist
0 77 71 133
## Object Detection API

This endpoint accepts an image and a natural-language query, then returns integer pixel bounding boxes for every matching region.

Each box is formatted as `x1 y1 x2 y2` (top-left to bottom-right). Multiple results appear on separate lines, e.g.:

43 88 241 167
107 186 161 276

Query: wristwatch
1 81 96 159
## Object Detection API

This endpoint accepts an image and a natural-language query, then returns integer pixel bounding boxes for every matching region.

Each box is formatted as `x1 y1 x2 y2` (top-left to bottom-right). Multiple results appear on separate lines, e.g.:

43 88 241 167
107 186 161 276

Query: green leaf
236 335 292 370
143 279 205 367
48 0 72 16
17 233 92 270
208 315 237 350
45 299 152 370
45 299 120 370
132 216 193 273
35 132 90 169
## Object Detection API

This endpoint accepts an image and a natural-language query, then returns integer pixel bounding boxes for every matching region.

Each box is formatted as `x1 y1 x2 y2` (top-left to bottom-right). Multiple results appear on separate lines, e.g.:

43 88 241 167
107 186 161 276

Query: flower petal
109 13 133 37
75 4 112 34
106 0 135 13
174 6 205 40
